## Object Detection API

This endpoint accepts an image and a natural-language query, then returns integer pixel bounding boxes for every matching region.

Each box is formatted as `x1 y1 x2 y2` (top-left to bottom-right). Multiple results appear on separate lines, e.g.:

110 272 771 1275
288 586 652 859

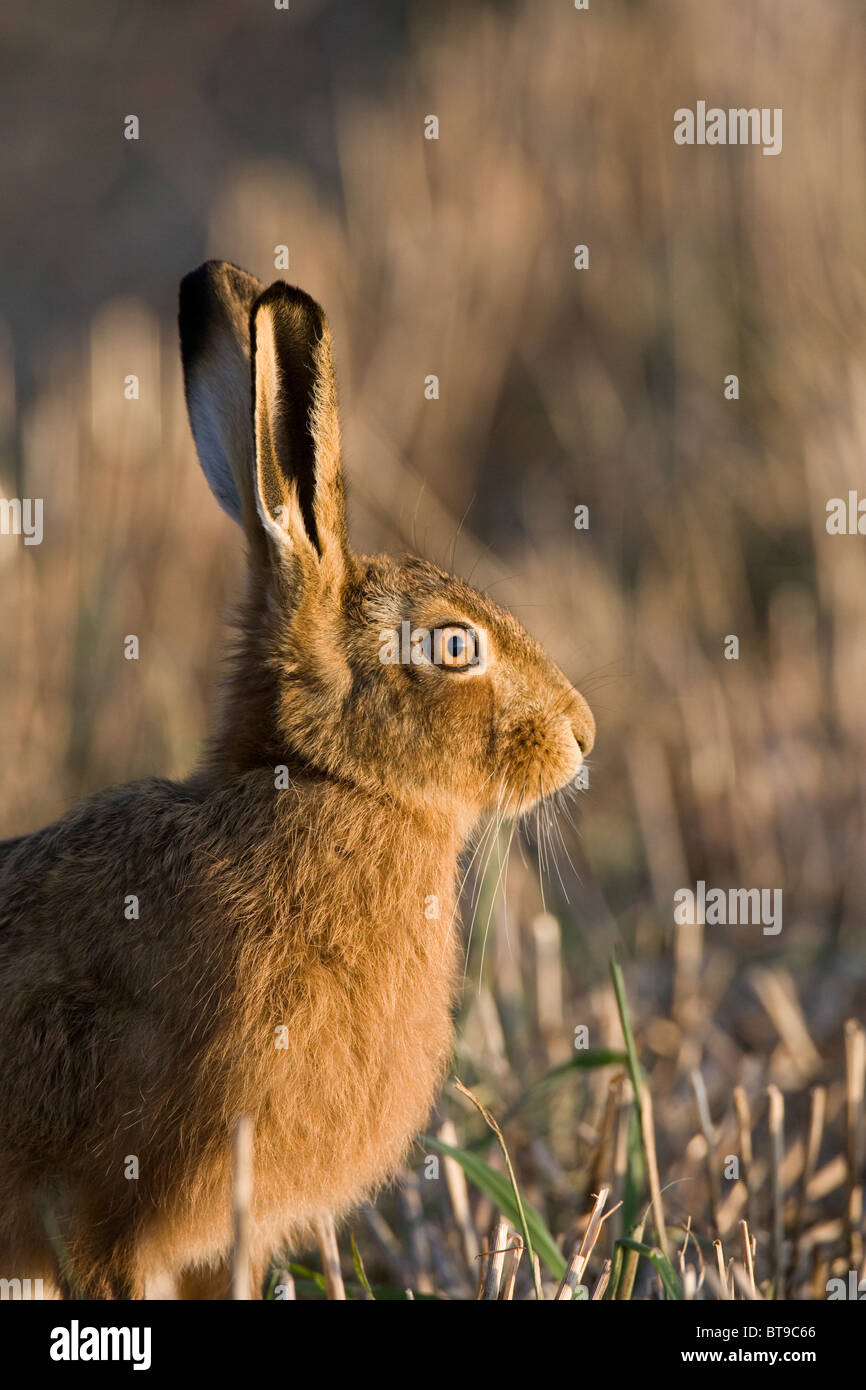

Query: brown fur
0 263 594 1298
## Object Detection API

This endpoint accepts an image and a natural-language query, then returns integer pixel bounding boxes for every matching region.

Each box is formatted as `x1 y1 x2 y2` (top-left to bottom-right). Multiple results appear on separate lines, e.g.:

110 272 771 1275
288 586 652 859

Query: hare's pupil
448 634 464 659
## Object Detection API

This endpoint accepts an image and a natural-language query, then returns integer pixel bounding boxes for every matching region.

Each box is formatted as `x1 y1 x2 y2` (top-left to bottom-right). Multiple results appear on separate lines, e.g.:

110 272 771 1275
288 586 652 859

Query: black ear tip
178 267 214 370
179 262 266 371
253 280 328 336
180 260 225 301
179 260 261 310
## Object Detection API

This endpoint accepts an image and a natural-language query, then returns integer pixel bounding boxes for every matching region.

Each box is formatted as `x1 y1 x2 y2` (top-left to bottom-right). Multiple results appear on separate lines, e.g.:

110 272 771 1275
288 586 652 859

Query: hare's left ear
251 282 350 581
179 260 264 529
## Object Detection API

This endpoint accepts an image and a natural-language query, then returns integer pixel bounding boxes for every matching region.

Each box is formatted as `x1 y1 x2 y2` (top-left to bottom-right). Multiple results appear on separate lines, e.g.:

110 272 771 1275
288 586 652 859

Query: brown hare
0 262 594 1299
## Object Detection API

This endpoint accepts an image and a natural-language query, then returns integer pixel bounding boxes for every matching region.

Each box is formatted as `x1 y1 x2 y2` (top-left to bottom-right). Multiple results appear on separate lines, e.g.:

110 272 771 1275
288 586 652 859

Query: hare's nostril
571 715 594 757
569 692 595 758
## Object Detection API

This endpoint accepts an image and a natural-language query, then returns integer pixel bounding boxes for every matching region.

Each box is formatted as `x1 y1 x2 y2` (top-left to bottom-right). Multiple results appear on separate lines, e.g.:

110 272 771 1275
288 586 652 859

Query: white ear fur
251 300 315 559
249 284 349 577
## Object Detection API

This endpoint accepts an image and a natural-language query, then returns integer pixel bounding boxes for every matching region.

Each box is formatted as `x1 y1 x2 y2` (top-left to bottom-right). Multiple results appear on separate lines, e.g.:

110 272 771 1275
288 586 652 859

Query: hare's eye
436 625 477 671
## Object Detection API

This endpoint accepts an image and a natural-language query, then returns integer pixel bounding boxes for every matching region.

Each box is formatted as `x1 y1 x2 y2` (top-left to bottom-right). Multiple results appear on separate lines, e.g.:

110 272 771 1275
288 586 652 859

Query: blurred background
1 0 865 1298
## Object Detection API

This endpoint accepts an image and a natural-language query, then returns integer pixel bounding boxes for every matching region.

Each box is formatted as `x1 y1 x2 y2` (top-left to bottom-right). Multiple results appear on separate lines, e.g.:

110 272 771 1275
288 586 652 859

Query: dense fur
0 262 594 1298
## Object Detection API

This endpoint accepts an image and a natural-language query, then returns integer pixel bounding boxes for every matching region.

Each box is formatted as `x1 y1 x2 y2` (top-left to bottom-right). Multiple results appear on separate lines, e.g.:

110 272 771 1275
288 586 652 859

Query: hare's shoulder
0 777 201 875
0 778 210 944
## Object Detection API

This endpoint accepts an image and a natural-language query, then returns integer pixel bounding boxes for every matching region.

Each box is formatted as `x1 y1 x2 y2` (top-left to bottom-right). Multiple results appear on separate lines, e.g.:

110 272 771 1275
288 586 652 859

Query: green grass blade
622 1101 647 1232
351 1233 375 1300
613 1217 645 1300
499 1049 629 1129
288 1261 328 1292
617 1238 683 1300
610 959 643 1104
422 1133 566 1280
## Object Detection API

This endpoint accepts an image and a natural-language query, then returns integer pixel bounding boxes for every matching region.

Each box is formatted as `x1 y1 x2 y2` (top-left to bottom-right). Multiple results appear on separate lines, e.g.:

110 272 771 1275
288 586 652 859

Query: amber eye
436 625 477 670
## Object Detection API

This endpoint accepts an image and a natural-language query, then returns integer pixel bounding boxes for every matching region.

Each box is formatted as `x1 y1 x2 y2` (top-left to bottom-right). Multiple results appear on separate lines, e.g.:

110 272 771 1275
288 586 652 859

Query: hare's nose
570 692 595 757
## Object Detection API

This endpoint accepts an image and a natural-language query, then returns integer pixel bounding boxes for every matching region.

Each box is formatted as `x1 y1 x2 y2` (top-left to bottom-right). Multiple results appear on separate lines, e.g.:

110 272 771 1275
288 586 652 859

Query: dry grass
1 0 865 1299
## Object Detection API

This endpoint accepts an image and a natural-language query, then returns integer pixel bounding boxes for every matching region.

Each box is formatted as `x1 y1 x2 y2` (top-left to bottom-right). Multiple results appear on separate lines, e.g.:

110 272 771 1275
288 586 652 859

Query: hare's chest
253 928 457 1210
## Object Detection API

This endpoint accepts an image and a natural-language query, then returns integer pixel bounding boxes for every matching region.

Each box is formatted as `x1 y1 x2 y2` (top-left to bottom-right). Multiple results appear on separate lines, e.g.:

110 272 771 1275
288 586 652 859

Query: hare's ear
179 261 264 526
251 282 349 578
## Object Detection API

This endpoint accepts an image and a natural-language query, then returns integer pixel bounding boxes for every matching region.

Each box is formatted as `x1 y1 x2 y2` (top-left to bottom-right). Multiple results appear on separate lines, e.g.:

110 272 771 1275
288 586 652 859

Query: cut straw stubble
231 1115 253 1301
844 1019 865 1269
554 1185 611 1299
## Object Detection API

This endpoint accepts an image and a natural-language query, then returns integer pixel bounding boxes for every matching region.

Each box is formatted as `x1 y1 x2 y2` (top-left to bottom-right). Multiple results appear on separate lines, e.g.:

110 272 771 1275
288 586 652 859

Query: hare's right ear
179 261 264 526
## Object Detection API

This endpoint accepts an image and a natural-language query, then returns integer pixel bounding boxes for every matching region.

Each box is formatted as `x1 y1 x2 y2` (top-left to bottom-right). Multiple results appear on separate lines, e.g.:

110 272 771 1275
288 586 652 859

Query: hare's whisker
475 782 523 991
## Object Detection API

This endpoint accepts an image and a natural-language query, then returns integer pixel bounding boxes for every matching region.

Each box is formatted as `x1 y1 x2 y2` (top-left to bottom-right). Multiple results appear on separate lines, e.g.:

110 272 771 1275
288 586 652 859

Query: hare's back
0 778 221 1027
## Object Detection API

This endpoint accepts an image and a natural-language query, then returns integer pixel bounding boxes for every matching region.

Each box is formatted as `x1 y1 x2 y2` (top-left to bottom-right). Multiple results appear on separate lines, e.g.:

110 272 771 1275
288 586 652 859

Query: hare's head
180 262 594 824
